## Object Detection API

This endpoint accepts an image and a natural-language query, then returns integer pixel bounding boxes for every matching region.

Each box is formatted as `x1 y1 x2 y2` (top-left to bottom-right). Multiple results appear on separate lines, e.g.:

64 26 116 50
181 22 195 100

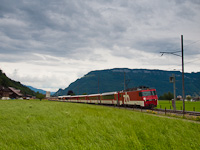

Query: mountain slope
54 68 200 97
0 69 35 95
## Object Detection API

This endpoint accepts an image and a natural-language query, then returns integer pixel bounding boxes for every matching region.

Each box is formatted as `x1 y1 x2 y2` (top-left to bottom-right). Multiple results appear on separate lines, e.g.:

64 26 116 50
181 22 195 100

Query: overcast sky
0 0 200 92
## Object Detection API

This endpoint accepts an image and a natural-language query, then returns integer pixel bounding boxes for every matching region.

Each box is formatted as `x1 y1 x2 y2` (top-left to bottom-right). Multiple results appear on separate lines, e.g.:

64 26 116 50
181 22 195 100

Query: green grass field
0 100 200 150
156 100 200 112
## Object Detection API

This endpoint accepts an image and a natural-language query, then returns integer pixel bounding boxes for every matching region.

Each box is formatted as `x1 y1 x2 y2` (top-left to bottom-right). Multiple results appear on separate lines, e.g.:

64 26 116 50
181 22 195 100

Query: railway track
52 99 200 117
117 105 200 116
152 108 200 116
114 104 200 116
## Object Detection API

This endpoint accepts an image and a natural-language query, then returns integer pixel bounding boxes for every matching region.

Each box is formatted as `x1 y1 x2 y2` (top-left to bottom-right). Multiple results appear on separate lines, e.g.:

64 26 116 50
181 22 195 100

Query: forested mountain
54 68 200 97
0 69 35 96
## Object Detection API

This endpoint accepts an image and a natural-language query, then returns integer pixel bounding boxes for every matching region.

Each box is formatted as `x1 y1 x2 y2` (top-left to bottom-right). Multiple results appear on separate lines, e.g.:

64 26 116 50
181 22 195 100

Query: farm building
8 87 23 99
0 86 11 98
0 86 23 99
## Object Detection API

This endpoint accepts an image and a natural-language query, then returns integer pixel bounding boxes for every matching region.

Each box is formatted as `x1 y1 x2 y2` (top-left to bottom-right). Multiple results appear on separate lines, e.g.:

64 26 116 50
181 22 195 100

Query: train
58 87 158 108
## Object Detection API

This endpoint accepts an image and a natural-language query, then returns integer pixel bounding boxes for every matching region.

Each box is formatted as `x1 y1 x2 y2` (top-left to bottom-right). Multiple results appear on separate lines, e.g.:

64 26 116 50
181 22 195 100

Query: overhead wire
185 58 200 64
184 40 200 47
159 39 200 71
160 39 200 55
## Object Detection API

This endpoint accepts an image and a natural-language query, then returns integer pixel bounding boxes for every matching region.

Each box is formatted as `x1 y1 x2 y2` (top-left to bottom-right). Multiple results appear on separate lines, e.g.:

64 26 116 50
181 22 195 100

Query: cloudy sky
0 0 200 92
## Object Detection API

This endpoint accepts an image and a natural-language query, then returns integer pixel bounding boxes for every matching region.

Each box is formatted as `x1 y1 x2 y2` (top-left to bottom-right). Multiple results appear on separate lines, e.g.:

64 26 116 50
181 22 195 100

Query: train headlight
143 97 146 101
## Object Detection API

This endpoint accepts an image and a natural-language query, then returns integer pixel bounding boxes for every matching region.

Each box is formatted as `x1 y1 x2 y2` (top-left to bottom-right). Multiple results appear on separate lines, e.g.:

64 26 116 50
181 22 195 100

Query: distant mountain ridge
0 69 35 95
26 86 46 94
54 68 200 97
26 85 55 95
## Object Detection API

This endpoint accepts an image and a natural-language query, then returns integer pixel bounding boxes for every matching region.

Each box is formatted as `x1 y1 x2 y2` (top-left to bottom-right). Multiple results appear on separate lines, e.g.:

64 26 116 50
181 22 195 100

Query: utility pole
181 35 185 115
124 71 126 91
170 74 176 110
160 35 185 116
123 70 131 91
173 74 176 110
98 74 100 94
77 84 79 95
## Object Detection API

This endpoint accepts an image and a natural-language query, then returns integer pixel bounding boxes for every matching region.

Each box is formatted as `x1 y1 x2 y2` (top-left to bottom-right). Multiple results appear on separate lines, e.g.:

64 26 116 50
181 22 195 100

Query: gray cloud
0 0 199 91
1 0 199 59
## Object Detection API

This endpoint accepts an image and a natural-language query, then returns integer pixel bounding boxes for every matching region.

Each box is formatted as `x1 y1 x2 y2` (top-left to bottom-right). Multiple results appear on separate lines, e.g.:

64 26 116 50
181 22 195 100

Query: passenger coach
58 87 158 108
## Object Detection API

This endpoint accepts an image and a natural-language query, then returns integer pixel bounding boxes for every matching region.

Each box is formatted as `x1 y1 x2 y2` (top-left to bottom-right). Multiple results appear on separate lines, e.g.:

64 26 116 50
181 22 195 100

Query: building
177 95 182 100
8 87 23 99
0 86 23 99
46 91 50 98
0 86 11 98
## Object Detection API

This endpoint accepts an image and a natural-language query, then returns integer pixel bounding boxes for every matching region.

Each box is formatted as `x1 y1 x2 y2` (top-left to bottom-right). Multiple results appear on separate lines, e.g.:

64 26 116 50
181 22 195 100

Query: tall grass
0 100 200 149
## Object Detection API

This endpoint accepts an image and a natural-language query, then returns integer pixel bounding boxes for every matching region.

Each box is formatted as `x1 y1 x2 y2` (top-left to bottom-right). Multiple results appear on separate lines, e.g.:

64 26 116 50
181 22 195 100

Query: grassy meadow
156 100 200 112
0 100 200 150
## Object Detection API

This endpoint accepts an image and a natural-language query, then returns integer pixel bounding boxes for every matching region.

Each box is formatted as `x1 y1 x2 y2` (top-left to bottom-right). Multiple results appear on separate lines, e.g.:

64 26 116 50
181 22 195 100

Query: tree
67 90 75 96
36 92 45 101
159 92 174 100
186 95 192 101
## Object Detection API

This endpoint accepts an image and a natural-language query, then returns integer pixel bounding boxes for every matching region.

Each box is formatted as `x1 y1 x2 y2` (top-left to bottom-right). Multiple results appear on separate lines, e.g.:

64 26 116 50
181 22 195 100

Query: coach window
139 92 142 97
102 94 114 100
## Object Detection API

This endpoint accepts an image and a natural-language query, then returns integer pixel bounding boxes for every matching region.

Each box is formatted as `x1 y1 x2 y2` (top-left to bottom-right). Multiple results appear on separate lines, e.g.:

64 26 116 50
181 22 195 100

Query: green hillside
55 68 200 97
0 69 35 96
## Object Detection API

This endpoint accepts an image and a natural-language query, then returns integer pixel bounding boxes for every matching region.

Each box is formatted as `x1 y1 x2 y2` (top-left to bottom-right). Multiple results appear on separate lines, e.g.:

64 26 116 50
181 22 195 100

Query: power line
185 58 200 64
185 40 200 47
160 39 200 70
160 39 200 56
166 58 200 68
162 57 200 71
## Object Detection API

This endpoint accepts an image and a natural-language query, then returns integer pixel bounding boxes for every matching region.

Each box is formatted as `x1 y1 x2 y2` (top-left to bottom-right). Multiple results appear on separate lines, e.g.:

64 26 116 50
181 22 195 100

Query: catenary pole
98 74 99 94
181 35 185 116
173 74 176 110
124 71 126 91
160 35 185 114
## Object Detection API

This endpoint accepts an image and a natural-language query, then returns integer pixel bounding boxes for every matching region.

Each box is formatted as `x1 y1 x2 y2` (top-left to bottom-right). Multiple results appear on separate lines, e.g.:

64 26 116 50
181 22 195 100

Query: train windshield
139 91 157 97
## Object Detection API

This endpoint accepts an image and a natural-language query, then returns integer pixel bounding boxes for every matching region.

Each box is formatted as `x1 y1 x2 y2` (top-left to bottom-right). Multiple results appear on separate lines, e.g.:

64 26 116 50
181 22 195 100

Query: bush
159 92 174 100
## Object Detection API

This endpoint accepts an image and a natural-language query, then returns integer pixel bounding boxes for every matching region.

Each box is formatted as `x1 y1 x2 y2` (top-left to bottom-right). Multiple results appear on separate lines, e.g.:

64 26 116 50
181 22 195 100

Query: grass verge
156 100 200 112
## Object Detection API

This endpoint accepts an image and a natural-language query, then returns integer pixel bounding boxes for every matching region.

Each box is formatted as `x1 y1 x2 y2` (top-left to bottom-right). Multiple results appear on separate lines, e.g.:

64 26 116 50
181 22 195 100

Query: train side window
139 92 142 97
102 94 114 100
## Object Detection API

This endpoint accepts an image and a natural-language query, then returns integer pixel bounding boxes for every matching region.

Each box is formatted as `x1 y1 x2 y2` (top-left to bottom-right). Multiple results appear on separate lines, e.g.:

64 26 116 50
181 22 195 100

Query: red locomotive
59 87 158 108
